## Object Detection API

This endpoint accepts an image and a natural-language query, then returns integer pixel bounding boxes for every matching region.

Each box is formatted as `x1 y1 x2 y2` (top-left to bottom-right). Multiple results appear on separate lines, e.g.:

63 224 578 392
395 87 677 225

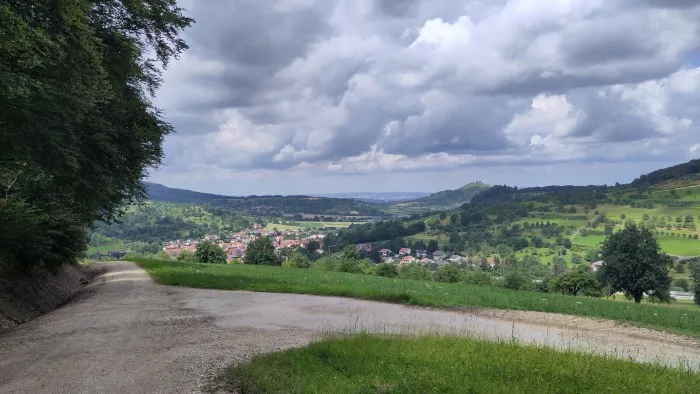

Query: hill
388 182 492 213
145 182 386 217
328 160 700 262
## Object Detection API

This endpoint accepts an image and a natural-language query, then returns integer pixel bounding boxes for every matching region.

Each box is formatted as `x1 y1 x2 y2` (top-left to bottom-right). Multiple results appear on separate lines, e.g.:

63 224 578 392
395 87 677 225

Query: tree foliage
598 224 672 303
194 241 226 265
554 267 598 296
690 262 700 306
244 237 280 266
0 1 192 271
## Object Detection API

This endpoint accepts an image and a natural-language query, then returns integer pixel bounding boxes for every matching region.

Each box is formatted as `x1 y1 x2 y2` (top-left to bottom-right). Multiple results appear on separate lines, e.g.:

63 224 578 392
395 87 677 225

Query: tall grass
131 257 700 336
217 335 700 393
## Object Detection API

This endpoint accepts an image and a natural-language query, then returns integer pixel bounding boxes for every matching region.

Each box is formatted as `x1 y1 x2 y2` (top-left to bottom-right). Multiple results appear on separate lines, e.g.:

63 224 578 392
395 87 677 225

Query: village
162 223 328 262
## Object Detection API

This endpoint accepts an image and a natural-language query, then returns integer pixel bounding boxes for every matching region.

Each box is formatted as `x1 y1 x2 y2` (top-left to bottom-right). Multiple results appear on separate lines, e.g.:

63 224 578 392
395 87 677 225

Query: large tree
244 237 280 266
598 223 672 303
194 241 227 265
0 1 192 271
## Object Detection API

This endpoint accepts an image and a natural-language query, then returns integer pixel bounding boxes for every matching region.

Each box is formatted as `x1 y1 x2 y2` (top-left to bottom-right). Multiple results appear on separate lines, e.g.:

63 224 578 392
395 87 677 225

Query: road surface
1 262 699 393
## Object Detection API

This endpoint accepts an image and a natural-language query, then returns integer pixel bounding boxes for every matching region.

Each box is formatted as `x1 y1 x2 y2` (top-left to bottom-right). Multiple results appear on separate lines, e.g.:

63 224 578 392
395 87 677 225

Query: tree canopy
1 1 192 271
195 241 227 265
244 237 280 266
598 224 672 303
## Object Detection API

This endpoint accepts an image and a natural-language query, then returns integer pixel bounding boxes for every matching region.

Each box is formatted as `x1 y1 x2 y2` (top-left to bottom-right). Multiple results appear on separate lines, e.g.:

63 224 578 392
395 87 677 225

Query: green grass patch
132 258 700 336
87 242 126 254
658 237 700 256
217 335 700 393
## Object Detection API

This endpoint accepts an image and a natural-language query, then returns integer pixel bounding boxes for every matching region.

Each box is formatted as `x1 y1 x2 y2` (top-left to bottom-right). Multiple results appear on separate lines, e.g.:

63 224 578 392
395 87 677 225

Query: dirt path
1 262 699 393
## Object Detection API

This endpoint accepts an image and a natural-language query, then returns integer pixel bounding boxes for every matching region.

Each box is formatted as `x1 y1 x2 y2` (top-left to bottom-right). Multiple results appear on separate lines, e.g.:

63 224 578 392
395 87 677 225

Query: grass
573 234 700 256
87 242 126 254
216 335 700 394
131 258 700 336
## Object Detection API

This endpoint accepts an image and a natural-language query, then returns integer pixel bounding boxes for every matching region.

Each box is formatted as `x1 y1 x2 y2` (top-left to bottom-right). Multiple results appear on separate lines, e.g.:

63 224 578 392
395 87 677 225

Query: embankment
0 263 102 333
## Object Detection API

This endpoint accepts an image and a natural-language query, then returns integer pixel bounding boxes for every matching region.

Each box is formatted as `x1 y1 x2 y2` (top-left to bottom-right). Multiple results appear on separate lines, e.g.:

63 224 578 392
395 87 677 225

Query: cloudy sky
150 0 700 195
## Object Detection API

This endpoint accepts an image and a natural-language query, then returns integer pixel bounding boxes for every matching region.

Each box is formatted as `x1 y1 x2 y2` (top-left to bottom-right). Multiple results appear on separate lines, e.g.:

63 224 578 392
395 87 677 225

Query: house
399 248 412 256
591 260 604 272
382 257 396 264
356 243 372 252
448 255 462 263
432 251 445 260
227 247 245 260
401 256 416 264
486 256 496 267
419 258 434 265
415 249 428 258
379 249 392 257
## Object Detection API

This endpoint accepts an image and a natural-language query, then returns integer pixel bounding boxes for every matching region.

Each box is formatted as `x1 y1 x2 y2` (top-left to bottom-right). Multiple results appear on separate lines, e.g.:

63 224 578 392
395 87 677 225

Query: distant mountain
390 182 492 212
144 182 387 217
314 192 431 203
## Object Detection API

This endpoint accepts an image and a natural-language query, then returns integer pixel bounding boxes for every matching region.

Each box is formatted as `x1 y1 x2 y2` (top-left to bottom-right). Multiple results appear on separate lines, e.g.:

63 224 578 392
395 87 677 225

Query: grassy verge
131 258 700 336
216 335 699 393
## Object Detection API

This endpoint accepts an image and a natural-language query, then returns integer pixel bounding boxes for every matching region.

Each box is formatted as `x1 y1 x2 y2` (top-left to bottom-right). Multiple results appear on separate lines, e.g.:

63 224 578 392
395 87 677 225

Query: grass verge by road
215 335 699 393
131 257 700 337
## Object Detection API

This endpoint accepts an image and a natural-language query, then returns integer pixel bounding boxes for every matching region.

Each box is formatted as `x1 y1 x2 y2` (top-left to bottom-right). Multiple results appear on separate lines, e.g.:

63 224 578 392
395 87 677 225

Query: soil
1 262 698 393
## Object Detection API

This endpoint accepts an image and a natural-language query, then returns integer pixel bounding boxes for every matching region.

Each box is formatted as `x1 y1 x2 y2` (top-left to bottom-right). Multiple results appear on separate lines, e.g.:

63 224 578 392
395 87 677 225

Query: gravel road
1 262 698 393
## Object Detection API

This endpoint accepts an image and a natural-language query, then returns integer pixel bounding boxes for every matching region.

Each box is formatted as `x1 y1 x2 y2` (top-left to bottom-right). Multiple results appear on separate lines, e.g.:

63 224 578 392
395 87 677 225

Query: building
591 261 604 272
379 249 392 257
432 251 445 260
415 249 428 258
448 255 462 263
399 248 412 256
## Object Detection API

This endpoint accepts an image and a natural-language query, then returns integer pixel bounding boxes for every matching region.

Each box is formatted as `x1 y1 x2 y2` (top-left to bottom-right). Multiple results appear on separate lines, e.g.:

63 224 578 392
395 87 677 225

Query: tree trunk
633 291 643 303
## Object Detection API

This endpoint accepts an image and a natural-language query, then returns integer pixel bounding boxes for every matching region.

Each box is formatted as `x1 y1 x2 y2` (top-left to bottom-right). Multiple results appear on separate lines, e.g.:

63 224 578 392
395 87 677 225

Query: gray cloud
154 0 700 181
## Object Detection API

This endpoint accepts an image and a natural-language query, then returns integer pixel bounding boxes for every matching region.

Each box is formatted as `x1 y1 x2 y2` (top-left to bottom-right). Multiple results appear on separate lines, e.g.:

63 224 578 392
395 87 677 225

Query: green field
131 258 700 336
573 234 700 256
406 232 449 247
217 335 699 394
87 242 126 255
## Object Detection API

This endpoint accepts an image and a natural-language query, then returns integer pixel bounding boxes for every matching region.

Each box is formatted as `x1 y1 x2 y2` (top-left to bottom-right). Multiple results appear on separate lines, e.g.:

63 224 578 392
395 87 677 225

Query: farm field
87 242 126 255
218 335 700 394
131 257 700 336
573 234 700 256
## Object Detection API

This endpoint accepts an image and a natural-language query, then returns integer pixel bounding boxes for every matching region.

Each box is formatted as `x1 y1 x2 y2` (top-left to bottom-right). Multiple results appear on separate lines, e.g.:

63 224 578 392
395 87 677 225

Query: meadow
131 258 700 336
265 221 359 231
573 234 700 256
217 335 700 394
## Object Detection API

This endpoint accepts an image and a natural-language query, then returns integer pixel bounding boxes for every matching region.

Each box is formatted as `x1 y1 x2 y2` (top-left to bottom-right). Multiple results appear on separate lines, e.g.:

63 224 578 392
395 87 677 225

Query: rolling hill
144 182 387 217
388 182 492 213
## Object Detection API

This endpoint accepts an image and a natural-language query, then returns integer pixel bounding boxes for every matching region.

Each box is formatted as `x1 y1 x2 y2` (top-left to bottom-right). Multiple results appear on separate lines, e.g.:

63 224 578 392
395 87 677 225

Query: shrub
375 263 399 278
435 264 461 283
504 271 530 290
284 253 311 269
673 279 690 292
176 251 197 263
399 263 432 281
244 237 280 266
461 270 492 286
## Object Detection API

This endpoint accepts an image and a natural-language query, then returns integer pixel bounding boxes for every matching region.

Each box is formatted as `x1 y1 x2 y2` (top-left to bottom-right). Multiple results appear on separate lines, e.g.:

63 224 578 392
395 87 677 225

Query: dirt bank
0 263 103 333
1 262 698 393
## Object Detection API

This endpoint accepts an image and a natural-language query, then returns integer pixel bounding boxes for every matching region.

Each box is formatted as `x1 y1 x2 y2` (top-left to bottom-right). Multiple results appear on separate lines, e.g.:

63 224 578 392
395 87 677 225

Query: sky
150 0 700 196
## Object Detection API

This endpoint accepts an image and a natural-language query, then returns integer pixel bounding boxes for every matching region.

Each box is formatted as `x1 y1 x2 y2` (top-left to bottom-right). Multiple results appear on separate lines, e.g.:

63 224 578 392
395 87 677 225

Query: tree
343 245 360 260
690 262 700 306
0 1 192 272
427 240 439 254
176 251 197 263
195 241 227 264
598 223 672 303
552 257 568 277
244 237 280 266
439 212 447 220
284 252 311 268
554 267 598 296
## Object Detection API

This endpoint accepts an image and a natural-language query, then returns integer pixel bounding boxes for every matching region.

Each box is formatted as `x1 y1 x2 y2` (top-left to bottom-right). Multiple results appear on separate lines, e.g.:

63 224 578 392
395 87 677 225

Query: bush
461 270 492 286
195 241 227 264
375 263 399 278
399 263 432 281
504 271 530 290
176 251 197 263
435 264 461 283
283 253 311 269
673 279 690 292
